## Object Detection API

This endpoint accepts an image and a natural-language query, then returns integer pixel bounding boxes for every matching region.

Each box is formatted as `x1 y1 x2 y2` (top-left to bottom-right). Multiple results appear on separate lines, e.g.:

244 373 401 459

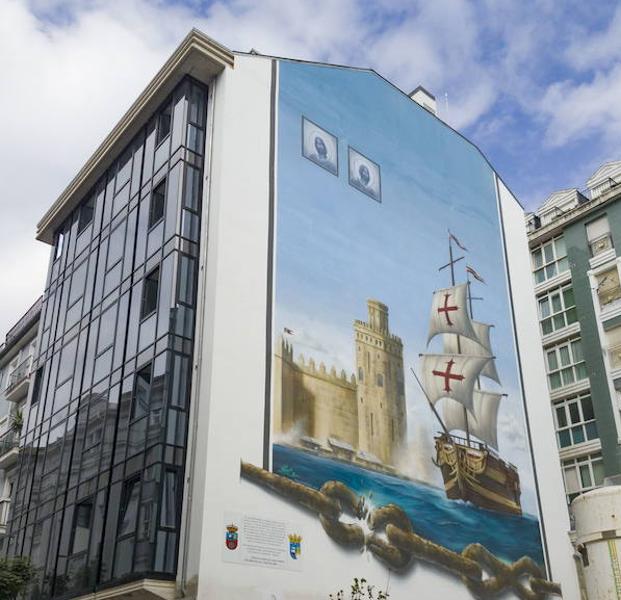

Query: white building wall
497 177 580 598
179 55 578 599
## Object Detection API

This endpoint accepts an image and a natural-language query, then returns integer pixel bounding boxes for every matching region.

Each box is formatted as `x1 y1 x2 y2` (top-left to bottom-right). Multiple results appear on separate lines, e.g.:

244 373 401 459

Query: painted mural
241 60 560 598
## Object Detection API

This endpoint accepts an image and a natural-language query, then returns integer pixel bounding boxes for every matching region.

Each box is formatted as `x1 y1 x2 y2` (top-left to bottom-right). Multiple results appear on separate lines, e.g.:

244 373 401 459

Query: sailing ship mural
416 232 522 516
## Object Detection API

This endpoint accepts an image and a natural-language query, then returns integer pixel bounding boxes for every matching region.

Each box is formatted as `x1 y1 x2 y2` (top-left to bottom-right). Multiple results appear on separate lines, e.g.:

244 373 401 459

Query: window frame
531 235 568 284
553 392 598 449
561 452 605 504
140 266 160 320
545 338 588 390
537 284 577 335
148 178 167 229
77 195 96 234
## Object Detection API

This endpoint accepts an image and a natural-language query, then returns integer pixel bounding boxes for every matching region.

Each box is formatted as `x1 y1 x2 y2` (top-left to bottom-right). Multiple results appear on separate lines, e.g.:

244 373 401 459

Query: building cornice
36 29 234 244
528 185 621 247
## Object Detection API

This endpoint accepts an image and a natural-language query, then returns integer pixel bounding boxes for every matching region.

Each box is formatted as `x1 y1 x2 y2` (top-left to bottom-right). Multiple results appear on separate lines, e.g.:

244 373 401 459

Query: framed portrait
348 147 381 202
302 117 338 176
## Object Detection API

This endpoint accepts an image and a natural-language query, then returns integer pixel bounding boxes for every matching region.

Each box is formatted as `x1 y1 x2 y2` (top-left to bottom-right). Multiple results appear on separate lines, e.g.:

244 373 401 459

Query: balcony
0 497 10 536
4 357 31 403
0 430 19 470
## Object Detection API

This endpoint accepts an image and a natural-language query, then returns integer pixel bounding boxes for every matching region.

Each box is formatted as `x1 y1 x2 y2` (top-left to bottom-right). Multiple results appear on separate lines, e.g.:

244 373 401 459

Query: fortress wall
273 338 359 447
297 367 358 447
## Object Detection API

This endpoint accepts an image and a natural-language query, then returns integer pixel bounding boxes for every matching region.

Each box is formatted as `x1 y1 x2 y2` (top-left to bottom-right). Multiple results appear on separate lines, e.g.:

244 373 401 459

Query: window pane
585 421 599 440
581 396 594 420
533 249 543 268
553 314 565 330
547 351 558 371
118 479 140 537
149 180 166 227
132 364 151 420
579 464 592 488
72 502 92 554
156 105 172 145
571 426 585 445
564 466 579 493
535 269 545 284
569 402 581 424
557 430 571 448
541 318 553 335
563 287 575 308
544 243 554 263
557 257 568 273
556 406 568 428
559 346 571 366
539 297 550 318
160 471 177 528
551 293 562 313
141 267 160 318
561 367 575 385
593 460 605 486
546 263 557 278
572 340 583 361
549 372 562 389
77 196 95 233
566 307 577 325
575 363 588 380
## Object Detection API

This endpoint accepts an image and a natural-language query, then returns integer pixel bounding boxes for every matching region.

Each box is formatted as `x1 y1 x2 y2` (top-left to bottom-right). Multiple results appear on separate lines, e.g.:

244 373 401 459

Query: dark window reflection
149 179 166 228
141 267 160 318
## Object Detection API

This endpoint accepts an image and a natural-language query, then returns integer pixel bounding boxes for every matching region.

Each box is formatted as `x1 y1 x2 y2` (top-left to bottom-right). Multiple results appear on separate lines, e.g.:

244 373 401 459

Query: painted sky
1 0 621 338
274 60 540 515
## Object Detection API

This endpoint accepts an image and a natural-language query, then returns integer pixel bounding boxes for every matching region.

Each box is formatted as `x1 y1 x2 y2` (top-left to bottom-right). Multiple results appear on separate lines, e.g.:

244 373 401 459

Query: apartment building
526 161 621 507
0 297 42 551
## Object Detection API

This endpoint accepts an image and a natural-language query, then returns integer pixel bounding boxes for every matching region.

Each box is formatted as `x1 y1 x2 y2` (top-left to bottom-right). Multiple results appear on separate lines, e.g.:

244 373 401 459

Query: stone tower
354 300 406 465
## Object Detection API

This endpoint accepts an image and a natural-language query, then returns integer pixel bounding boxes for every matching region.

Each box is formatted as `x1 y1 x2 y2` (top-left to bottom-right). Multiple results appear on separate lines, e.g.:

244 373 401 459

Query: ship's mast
440 231 470 444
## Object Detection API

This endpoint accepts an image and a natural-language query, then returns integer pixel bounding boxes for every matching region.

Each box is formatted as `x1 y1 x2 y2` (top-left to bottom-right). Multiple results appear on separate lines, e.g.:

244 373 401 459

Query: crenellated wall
273 337 359 448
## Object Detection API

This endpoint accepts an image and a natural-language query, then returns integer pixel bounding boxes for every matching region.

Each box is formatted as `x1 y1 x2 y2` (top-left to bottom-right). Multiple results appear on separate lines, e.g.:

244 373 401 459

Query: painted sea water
273 444 545 566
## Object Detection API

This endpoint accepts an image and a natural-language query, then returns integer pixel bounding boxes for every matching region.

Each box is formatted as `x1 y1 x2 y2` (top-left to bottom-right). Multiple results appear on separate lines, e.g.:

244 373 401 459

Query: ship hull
434 434 522 516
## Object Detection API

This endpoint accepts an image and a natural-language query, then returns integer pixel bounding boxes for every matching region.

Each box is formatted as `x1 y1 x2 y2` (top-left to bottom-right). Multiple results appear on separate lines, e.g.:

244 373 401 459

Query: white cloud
565 5 621 71
538 64 621 147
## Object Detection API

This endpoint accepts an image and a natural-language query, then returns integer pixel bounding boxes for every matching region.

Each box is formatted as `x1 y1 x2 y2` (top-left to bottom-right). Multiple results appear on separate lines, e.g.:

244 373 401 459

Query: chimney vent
409 86 437 115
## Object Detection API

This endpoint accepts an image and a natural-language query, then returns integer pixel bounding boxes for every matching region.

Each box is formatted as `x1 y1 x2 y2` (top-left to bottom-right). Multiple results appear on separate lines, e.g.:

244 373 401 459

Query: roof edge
36 29 234 244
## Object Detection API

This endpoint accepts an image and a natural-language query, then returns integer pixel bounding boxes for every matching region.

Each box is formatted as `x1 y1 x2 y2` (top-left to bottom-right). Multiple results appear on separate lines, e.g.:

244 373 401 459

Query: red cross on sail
419 354 490 412
427 283 477 344
442 321 501 384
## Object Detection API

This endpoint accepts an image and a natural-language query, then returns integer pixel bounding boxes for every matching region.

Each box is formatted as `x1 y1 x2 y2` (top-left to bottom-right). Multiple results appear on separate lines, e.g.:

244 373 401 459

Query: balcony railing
590 176 621 200
0 429 18 457
5 357 31 395
0 497 10 528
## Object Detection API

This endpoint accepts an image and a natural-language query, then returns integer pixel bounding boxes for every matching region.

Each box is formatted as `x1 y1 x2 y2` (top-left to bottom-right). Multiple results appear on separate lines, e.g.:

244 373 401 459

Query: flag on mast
449 231 467 251
466 265 485 283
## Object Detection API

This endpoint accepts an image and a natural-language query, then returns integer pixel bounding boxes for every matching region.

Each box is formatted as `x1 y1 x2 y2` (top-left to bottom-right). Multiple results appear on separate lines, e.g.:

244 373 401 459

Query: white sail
420 353 490 412
442 391 502 450
427 283 477 344
442 321 500 384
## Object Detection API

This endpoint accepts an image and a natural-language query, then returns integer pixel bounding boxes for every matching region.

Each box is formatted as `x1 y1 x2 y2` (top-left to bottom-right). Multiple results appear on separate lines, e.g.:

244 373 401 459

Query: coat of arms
225 524 239 550
288 533 302 560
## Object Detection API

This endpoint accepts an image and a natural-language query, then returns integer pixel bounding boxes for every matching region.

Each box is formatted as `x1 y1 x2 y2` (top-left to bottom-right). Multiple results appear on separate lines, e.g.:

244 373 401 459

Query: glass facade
6 77 207 599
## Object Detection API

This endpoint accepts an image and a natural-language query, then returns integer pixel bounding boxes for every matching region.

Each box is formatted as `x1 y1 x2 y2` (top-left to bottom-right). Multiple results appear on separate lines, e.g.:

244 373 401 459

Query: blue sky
1 0 621 336
274 59 540 514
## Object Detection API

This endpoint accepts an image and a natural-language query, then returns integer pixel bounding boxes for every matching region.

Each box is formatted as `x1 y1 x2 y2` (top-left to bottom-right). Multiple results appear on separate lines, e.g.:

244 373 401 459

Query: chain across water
240 462 562 599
